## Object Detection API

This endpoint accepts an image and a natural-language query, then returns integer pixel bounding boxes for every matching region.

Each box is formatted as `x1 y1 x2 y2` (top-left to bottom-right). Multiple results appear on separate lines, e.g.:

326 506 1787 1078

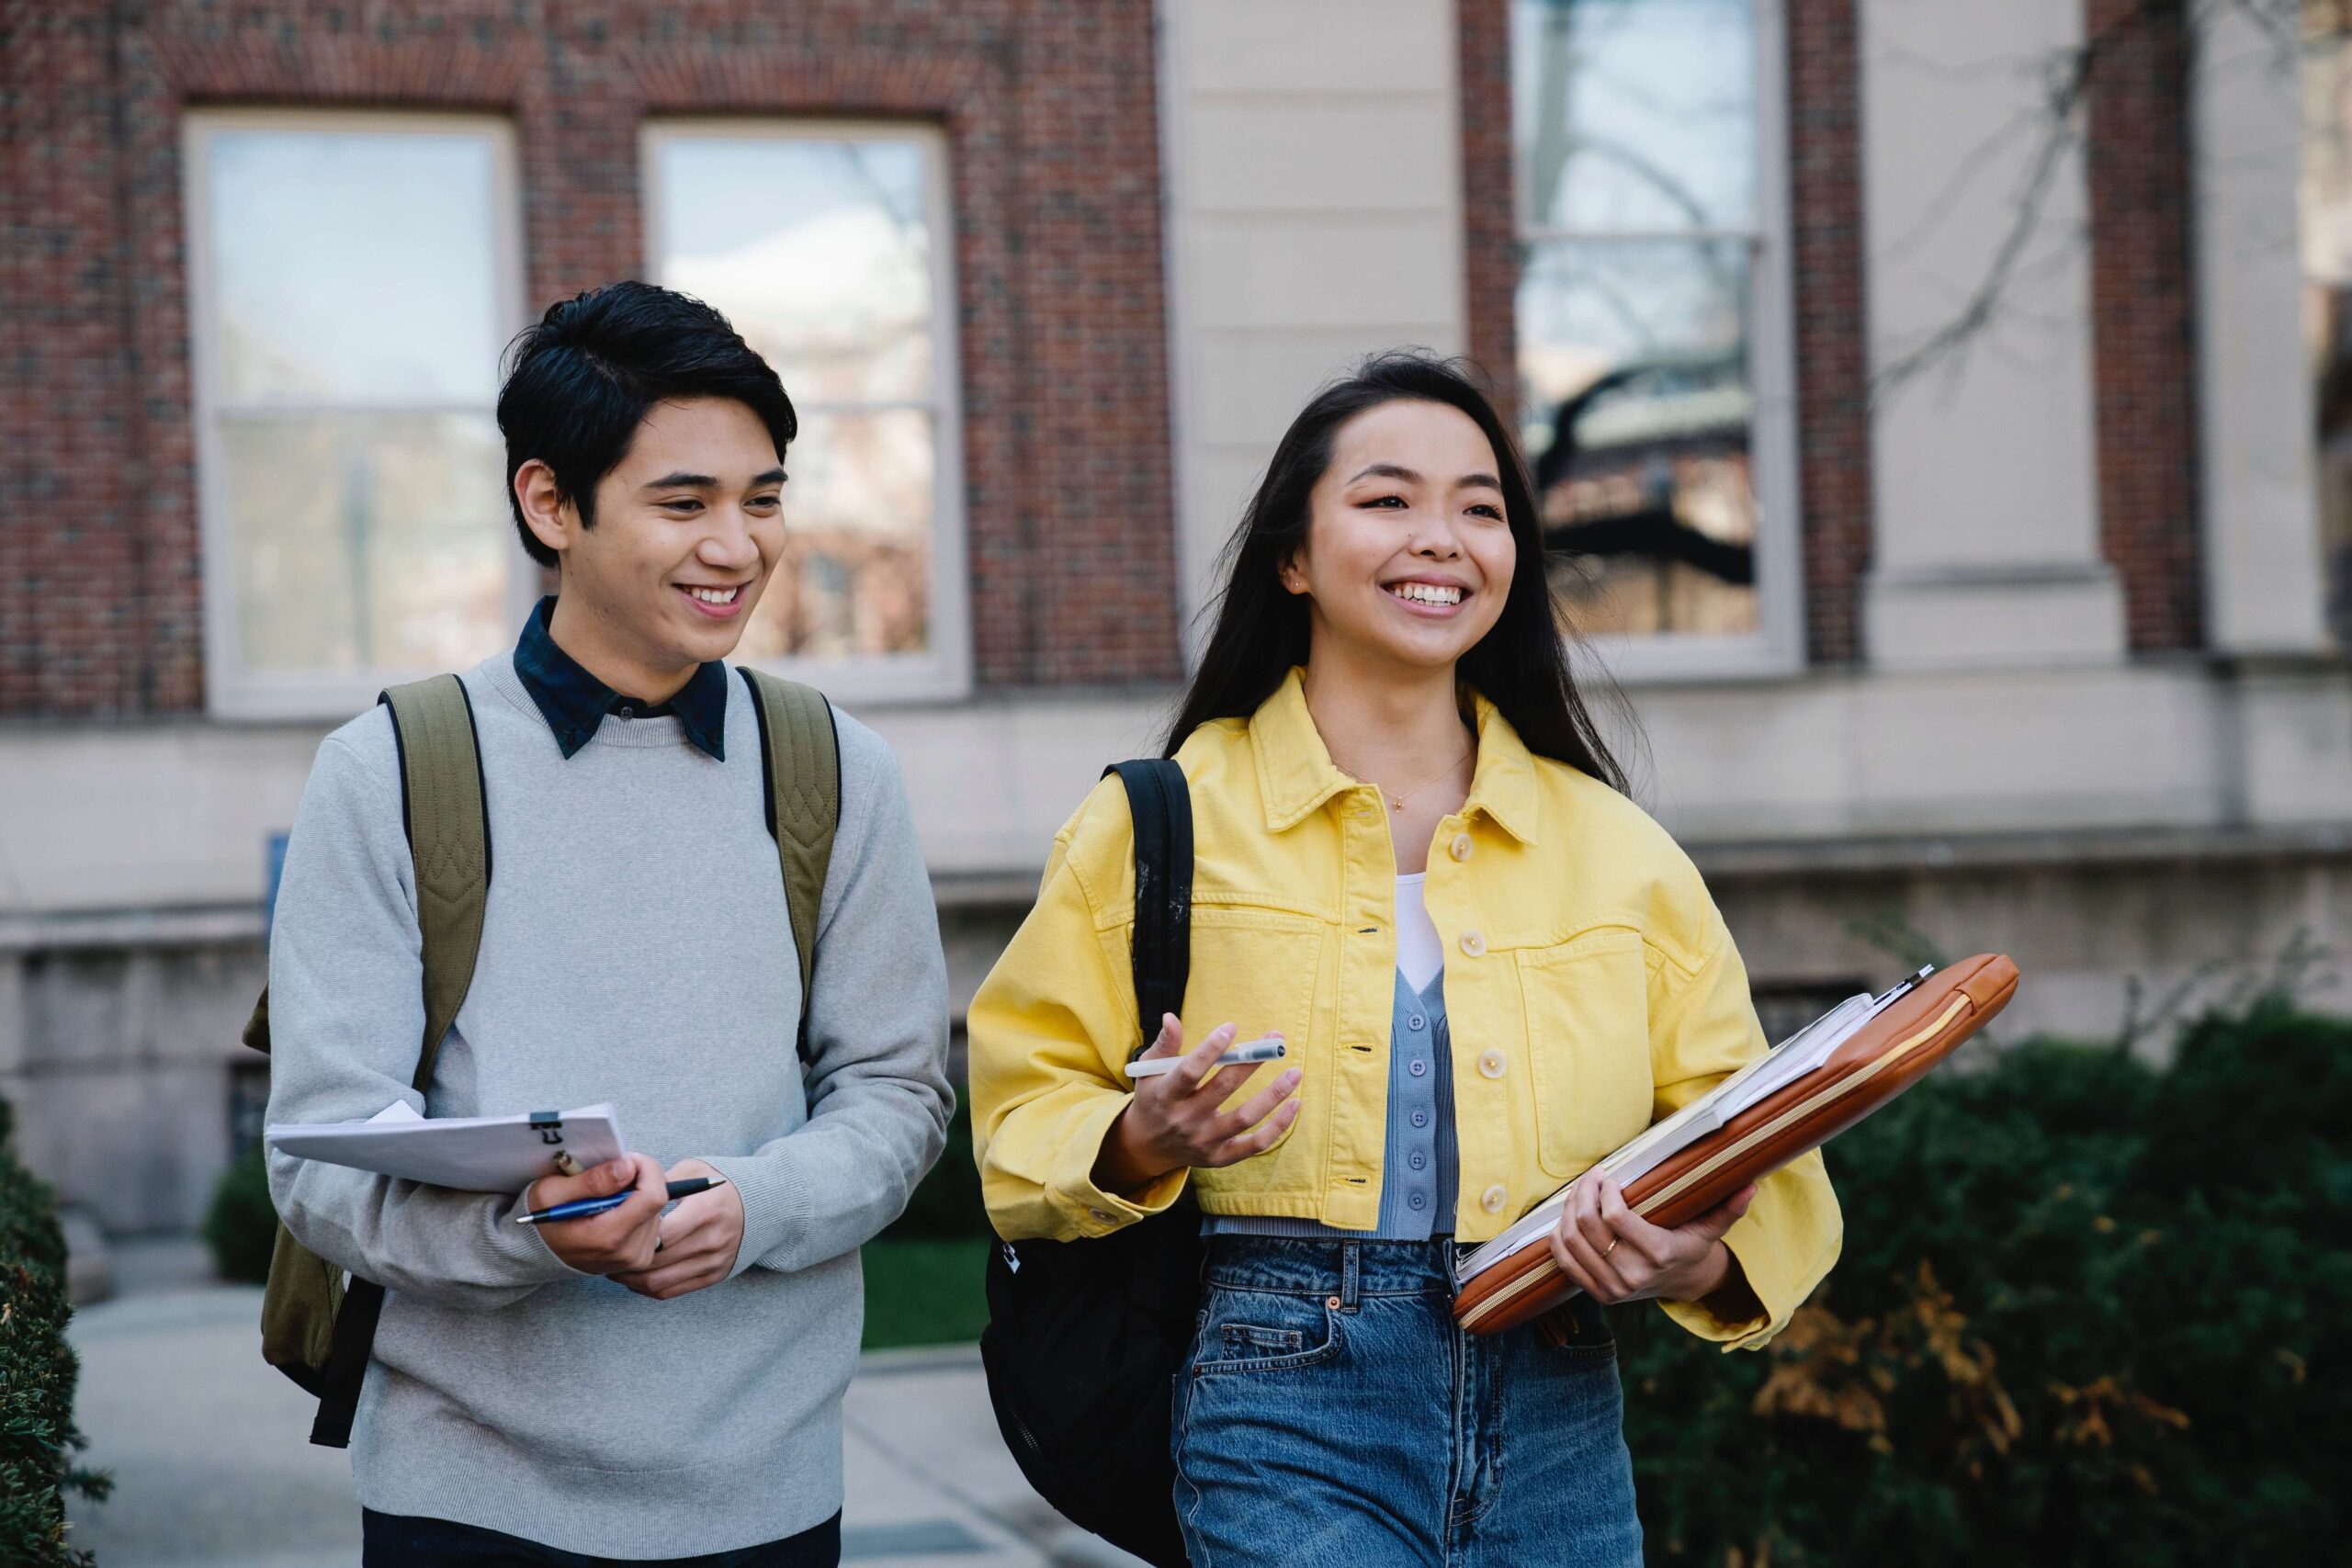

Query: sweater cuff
470 1188 594 1286
703 1153 804 1279
1047 1092 1188 1236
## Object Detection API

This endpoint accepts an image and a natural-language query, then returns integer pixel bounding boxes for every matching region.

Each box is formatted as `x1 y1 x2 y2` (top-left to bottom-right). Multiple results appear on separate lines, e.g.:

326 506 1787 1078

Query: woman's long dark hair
1163 352 1630 793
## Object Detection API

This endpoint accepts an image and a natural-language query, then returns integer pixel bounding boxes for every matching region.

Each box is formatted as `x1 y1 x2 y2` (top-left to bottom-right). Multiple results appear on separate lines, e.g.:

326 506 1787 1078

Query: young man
266 280 954 1565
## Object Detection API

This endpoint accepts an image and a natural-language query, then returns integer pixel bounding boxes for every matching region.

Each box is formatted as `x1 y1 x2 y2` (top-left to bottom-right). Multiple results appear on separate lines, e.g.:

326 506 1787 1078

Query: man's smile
677 582 749 618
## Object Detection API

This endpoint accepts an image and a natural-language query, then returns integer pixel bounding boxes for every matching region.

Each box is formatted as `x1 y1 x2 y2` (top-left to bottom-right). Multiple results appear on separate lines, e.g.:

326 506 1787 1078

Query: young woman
967 355 1840 1565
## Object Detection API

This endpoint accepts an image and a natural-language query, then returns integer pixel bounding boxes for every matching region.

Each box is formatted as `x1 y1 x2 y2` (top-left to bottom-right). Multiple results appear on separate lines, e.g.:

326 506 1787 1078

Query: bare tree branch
1870 0 2311 398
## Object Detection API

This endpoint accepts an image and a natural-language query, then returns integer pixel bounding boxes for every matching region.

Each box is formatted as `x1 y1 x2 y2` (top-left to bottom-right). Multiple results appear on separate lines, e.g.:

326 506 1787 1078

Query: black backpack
978 760 1202 1568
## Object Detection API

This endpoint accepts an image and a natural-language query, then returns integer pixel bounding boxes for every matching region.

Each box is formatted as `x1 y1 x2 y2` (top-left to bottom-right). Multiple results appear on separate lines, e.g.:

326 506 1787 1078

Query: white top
1394 873 1443 993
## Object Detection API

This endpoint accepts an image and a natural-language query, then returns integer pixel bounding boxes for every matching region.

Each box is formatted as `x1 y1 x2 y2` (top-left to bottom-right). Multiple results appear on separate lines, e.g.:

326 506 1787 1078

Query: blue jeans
1172 1236 1640 1568
359 1508 840 1566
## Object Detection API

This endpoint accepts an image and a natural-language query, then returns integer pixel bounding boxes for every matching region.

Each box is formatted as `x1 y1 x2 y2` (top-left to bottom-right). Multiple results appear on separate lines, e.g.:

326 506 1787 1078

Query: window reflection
651 129 949 664
223 412 506 672
1512 0 1761 638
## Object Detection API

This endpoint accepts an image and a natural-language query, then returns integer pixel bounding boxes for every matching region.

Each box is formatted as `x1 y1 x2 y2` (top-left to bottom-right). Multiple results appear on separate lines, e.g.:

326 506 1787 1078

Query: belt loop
1340 1241 1360 1311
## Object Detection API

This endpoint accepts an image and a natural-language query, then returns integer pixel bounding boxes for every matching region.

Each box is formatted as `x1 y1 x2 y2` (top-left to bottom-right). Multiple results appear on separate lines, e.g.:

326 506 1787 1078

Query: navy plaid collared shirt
510 596 729 761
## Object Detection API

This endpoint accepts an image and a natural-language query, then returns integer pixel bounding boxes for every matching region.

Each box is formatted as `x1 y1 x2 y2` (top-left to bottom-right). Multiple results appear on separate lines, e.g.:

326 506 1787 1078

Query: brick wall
0 0 1179 716
2085 0 2204 652
1786 0 1872 666
1458 0 1517 407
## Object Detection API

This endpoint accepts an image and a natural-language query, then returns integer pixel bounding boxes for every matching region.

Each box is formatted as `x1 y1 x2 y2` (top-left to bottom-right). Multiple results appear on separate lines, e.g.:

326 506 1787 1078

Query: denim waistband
1201 1234 1461 1298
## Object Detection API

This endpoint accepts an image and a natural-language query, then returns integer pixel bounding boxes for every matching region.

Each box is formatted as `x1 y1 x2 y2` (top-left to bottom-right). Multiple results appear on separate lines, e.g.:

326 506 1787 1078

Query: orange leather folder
1453 953 2019 1336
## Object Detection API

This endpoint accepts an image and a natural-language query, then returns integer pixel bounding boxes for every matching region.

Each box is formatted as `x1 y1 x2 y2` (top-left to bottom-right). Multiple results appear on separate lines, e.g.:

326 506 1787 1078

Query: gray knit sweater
265 653 953 1556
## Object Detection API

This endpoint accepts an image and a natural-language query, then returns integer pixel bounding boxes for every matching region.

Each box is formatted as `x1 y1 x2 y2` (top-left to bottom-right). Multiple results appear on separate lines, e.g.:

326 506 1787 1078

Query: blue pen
515 1176 726 1225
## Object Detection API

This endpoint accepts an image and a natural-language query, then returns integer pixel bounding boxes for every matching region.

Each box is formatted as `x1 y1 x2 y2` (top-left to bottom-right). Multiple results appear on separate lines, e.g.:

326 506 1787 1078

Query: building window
645 121 967 701
1512 0 1800 672
185 112 527 716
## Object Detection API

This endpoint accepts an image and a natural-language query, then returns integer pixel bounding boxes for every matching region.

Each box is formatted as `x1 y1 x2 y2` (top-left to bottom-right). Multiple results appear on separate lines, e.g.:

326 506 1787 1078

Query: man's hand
1547 1173 1758 1307
526 1154 669 1276
612 1157 744 1302
1091 1015 1302 1195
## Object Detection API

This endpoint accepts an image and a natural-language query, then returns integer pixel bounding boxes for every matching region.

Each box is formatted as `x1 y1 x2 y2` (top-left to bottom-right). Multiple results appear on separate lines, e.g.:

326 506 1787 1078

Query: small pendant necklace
1374 743 1476 813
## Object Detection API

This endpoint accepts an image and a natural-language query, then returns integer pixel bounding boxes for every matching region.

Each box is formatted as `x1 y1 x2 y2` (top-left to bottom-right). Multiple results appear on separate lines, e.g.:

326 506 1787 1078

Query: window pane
654 134 938 404
1519 238 1758 637
206 130 502 404
733 409 934 660
1512 0 1755 233
221 412 509 671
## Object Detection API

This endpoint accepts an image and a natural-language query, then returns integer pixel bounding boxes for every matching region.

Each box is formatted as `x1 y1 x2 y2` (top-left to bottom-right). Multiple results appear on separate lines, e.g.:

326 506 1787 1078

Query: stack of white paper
265 1102 628 1194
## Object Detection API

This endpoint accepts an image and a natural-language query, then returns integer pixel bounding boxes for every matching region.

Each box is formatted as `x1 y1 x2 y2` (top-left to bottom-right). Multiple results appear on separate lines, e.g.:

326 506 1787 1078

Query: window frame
641 118 972 706
184 107 537 721
1510 0 1804 682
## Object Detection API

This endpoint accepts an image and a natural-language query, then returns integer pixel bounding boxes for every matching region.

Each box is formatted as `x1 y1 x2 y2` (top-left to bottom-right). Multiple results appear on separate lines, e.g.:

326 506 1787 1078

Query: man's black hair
496 280 798 569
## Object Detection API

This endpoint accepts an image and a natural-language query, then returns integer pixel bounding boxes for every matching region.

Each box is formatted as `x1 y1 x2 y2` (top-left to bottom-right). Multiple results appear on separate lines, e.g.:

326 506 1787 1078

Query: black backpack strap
1103 761 1192 1057
309 675 488 1449
978 760 1198 1568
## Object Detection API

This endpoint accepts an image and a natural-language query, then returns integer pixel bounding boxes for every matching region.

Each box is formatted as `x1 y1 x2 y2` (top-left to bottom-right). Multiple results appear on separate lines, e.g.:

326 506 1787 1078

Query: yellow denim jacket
967 669 1841 1348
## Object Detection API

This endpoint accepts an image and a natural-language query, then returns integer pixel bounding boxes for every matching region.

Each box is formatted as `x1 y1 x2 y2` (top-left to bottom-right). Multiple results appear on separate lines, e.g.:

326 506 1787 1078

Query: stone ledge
1692 820 2352 881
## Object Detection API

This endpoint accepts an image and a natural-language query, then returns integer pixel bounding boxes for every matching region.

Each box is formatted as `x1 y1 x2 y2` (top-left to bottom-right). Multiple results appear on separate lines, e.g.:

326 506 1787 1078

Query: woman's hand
1091 1015 1303 1194
1546 1173 1757 1307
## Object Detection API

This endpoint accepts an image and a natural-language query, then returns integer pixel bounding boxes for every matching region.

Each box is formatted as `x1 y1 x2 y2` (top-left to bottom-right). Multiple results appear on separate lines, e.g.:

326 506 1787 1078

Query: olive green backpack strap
737 668 841 1060
252 672 489 1449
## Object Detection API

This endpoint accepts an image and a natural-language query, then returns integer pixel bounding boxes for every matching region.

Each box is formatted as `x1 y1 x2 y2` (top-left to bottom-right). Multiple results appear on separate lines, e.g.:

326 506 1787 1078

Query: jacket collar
512 596 729 761
1248 667 1540 844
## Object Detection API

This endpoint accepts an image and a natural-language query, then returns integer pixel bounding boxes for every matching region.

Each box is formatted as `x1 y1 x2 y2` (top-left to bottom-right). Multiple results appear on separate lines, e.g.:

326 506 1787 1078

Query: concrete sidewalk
63 1276 1142 1568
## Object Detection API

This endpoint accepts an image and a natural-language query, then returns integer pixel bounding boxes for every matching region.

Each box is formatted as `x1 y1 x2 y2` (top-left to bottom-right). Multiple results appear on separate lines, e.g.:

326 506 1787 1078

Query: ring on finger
1603 1238 1619 1258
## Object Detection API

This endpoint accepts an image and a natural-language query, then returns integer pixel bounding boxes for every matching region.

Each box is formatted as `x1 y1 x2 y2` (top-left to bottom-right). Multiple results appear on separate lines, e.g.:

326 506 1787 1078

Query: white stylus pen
1124 1035 1288 1077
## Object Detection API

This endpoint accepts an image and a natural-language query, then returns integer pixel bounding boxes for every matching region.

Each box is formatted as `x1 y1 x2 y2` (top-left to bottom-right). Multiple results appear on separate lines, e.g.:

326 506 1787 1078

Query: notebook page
266 1102 626 1193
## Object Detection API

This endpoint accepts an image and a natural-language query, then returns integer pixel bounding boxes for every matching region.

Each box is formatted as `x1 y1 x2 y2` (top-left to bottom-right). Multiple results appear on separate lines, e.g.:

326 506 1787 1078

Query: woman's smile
1383 576 1471 615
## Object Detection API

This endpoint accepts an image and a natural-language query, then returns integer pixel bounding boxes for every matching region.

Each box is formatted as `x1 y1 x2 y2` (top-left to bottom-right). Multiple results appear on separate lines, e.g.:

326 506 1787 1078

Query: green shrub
883 1095 988 1241
1620 992 2351 1565
0 1098 110 1566
861 1237 993 1349
203 1144 277 1285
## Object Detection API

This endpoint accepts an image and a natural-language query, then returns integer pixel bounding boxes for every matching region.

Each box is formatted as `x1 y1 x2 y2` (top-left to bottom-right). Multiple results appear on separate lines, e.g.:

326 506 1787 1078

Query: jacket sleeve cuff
1046 1092 1188 1235
1657 1223 1817 1352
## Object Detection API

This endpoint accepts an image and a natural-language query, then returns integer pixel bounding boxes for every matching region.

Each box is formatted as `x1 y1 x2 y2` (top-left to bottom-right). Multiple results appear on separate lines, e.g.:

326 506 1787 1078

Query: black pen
515 1176 728 1225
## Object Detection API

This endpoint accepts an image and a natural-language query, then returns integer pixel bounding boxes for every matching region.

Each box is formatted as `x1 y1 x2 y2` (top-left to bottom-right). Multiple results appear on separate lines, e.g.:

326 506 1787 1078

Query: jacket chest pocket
1179 913 1328 1194
1516 931 1656 1178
